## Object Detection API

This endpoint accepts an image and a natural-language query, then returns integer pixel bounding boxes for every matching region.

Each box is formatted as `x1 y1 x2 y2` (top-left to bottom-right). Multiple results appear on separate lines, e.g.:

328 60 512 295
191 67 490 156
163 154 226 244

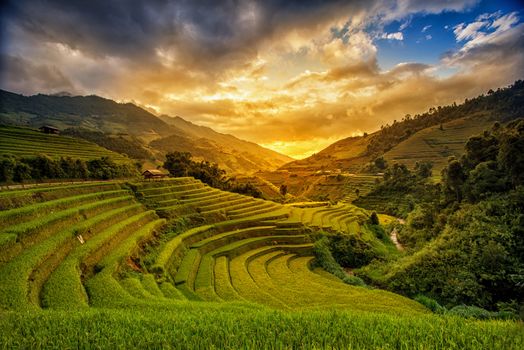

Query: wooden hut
142 169 168 180
39 125 60 134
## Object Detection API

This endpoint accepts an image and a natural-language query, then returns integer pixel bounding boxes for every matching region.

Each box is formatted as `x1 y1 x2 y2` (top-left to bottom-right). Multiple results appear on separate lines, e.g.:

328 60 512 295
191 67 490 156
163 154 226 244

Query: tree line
163 151 262 198
0 154 139 183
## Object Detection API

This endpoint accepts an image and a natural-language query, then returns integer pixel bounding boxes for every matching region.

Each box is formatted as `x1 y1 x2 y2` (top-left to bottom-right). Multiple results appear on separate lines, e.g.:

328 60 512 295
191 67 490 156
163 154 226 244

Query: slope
383 115 494 176
0 125 131 163
0 178 521 348
259 81 524 200
157 115 293 172
0 90 292 174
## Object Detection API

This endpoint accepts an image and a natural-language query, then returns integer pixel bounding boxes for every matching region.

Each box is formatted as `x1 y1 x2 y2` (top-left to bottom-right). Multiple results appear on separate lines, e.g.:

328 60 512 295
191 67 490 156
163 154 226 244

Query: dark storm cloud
1 0 371 68
0 54 75 93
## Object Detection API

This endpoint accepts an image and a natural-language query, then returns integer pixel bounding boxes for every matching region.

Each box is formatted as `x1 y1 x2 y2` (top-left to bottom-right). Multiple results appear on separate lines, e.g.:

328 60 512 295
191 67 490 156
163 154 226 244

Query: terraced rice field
0 126 130 162
1 177 521 348
383 116 493 176
340 174 380 203
0 177 415 312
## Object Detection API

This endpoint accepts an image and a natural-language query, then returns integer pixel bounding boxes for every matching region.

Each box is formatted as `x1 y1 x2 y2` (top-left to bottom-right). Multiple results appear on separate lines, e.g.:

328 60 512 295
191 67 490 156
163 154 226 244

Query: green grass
0 182 122 210
0 195 135 265
2 308 522 349
0 189 129 230
85 219 167 308
213 256 245 301
0 200 141 311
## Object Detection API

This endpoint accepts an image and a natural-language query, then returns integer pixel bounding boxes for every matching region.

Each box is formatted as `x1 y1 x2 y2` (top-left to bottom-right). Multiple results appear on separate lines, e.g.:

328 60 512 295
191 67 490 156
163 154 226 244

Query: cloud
422 25 432 32
0 0 522 159
381 32 404 40
382 0 479 21
0 54 75 94
445 11 524 69
453 21 487 41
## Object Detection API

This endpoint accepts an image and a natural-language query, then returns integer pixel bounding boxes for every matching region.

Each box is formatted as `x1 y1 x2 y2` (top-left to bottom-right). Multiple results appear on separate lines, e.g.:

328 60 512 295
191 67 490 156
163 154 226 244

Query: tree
369 211 379 225
463 161 507 201
464 134 499 169
374 157 387 170
497 121 524 187
279 184 288 196
230 182 262 198
73 159 89 179
415 161 433 178
443 158 465 202
355 188 360 198
0 156 16 183
163 151 192 177
13 163 32 183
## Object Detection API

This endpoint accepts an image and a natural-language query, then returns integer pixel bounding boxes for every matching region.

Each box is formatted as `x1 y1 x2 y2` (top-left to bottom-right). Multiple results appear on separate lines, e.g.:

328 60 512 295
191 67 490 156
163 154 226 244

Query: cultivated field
0 177 522 348
383 116 494 176
0 126 131 162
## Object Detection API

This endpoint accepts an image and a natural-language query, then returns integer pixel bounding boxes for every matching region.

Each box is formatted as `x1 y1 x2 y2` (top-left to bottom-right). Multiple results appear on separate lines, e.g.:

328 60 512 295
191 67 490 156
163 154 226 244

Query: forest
355 119 524 317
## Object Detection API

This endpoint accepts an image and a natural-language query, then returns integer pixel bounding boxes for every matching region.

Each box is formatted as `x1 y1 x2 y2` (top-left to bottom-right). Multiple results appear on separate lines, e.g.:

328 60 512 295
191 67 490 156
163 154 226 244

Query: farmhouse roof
142 169 167 175
39 125 60 131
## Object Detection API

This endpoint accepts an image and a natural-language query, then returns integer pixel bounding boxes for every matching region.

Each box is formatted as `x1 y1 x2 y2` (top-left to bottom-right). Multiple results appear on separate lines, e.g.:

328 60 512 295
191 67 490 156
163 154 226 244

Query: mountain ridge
0 89 293 174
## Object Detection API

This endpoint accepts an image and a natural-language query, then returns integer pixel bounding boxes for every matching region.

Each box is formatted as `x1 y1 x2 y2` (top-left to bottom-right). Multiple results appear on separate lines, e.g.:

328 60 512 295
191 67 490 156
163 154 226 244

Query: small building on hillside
142 169 168 180
39 125 60 134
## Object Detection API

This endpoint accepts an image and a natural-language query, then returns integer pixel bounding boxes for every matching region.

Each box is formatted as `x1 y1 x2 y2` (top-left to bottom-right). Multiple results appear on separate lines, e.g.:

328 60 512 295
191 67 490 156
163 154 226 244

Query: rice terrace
1 0 524 349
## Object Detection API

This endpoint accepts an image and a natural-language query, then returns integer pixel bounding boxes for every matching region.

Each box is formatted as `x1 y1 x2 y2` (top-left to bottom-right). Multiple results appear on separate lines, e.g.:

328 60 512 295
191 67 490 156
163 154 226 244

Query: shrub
369 212 379 225
313 237 367 287
414 295 446 314
328 233 375 268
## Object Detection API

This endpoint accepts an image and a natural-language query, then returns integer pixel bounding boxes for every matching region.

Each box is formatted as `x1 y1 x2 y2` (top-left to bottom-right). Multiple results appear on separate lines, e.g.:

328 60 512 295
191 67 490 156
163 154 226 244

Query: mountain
155 115 293 174
0 89 171 140
0 89 293 174
258 81 524 201
279 135 372 174
280 81 524 175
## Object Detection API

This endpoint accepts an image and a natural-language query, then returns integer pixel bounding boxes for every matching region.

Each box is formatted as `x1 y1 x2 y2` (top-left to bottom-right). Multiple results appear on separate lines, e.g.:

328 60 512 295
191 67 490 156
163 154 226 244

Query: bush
369 212 379 225
313 237 366 287
448 305 516 320
163 151 264 199
414 295 446 314
0 154 138 183
328 233 376 268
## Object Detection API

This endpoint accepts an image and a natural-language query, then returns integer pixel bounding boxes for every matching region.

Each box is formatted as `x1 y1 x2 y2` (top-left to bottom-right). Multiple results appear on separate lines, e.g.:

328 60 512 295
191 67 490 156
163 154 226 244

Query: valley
1 0 524 345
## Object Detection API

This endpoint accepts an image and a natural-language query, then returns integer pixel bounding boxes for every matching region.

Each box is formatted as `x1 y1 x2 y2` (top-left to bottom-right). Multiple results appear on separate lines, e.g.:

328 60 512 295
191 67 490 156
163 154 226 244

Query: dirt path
390 227 404 251
389 217 406 251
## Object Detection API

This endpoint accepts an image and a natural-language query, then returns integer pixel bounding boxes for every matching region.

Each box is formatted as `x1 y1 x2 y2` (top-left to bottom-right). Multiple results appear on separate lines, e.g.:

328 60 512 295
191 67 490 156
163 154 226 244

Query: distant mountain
0 90 293 174
258 80 524 202
0 89 171 139
280 80 524 175
279 135 371 174
156 115 293 174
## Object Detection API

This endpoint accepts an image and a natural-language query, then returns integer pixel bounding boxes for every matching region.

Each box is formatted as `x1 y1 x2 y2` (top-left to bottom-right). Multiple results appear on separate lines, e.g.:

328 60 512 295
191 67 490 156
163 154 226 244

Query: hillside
279 135 371 174
383 116 494 176
152 115 293 174
0 126 131 163
0 90 293 174
0 177 404 312
260 81 524 201
1 177 521 348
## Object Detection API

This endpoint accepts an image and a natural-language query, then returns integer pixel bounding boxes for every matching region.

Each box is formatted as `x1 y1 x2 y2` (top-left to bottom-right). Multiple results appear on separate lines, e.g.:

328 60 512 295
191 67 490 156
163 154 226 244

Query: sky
1 0 523 159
